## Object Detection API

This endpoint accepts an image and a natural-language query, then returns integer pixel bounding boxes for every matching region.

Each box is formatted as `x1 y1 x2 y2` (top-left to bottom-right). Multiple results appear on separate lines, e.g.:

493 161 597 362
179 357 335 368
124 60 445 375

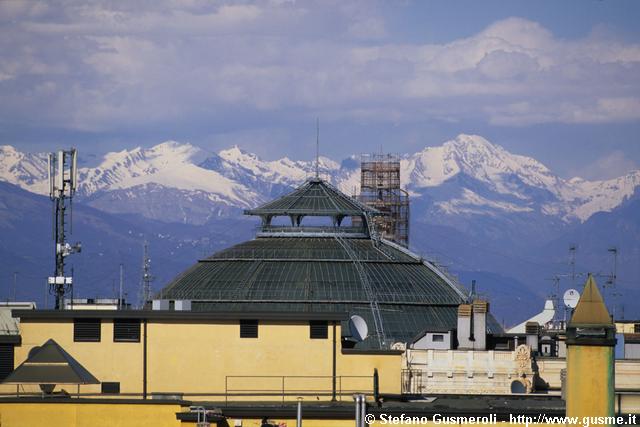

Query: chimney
472 300 488 351
525 321 540 353
457 304 473 349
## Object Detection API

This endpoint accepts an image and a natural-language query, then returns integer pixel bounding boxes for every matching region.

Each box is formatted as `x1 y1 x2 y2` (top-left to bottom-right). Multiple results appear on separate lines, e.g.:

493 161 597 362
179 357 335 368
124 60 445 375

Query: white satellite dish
349 315 369 342
563 289 580 309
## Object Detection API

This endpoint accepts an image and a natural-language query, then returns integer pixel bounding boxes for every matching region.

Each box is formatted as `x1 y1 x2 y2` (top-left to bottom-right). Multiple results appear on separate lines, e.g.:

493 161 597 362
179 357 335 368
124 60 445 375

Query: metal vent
101 382 120 394
0 344 14 381
240 320 258 338
310 320 328 339
73 318 101 342
113 319 141 342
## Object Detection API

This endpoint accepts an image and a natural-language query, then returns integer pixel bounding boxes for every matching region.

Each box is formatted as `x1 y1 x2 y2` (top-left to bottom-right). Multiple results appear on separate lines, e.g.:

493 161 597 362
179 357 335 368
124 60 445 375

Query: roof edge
12 310 349 322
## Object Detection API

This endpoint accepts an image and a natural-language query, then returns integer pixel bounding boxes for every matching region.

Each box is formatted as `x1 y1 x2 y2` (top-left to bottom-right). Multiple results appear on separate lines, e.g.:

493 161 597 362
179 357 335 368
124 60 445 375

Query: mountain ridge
2 135 640 226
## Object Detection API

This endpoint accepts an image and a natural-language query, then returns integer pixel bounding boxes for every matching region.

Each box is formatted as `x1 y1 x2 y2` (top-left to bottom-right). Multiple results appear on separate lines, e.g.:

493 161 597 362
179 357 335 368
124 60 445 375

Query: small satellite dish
563 289 580 309
349 315 369 342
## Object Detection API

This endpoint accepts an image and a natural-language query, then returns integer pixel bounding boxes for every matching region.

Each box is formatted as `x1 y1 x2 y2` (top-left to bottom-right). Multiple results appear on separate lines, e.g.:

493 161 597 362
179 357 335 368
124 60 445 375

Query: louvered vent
310 320 328 339
240 320 258 338
0 344 14 381
114 319 141 342
74 318 101 342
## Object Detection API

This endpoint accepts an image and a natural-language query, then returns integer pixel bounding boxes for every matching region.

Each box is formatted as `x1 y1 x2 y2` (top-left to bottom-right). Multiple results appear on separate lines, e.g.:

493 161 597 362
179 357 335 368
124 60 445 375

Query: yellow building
565 276 617 424
0 307 570 427
3 310 401 400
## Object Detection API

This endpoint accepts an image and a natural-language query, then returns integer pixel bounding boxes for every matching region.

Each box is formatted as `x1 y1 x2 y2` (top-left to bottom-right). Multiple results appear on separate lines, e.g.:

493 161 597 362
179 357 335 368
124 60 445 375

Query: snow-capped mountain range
1 134 639 225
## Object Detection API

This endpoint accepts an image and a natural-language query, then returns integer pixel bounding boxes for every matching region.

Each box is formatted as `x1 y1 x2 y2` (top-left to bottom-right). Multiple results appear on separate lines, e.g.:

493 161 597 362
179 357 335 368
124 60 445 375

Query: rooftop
244 178 381 218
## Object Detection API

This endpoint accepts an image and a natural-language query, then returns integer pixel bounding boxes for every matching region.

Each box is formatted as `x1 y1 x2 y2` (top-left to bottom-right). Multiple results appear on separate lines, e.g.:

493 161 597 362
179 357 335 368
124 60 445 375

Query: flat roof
176 395 567 421
12 309 349 322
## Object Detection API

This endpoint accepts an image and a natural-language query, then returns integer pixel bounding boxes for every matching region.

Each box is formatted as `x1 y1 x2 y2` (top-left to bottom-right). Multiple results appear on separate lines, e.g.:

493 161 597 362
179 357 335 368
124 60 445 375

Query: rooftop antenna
119 263 124 310
315 117 320 179
12 271 17 302
141 241 154 308
605 247 618 288
606 247 620 318
569 245 577 287
47 148 81 310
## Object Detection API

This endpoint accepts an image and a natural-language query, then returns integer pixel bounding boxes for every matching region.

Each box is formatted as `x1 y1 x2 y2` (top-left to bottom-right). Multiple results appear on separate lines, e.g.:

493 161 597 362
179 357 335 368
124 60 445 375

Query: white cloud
1 3 639 132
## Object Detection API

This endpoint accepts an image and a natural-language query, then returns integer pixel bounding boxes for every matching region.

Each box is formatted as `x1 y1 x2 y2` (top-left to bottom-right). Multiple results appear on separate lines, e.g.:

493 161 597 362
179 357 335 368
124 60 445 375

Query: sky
1 0 640 180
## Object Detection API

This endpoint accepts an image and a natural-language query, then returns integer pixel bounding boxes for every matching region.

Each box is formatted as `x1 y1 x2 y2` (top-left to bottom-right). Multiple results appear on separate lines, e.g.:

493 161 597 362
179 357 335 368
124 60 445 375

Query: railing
258 225 366 234
224 375 373 403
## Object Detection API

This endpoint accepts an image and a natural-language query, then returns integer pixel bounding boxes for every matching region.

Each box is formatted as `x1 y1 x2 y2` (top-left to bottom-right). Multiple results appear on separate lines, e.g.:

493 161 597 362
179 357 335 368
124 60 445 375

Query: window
310 321 328 339
240 320 258 338
635 324 640 333
74 318 101 342
101 382 120 394
432 334 444 342
0 344 14 381
114 319 141 342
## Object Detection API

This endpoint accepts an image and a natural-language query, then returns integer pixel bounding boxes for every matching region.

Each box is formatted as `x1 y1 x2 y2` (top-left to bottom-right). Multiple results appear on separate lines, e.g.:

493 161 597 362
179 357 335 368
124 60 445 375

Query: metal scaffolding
357 154 410 247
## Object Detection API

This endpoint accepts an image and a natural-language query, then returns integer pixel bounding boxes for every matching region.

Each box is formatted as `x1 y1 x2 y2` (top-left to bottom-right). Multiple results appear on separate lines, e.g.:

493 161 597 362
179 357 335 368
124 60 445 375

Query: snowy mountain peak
0 144 19 154
219 145 258 162
147 140 202 161
0 144 49 192
446 134 499 152
1 136 639 224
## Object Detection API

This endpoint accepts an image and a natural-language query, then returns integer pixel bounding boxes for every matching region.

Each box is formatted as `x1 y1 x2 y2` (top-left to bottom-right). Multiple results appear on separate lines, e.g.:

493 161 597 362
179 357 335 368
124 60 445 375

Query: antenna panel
48 153 54 197
56 150 64 192
71 148 78 193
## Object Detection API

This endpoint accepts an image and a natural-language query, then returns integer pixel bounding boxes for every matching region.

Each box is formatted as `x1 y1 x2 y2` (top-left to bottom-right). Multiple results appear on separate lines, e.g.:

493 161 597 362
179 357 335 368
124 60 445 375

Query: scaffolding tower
358 154 410 247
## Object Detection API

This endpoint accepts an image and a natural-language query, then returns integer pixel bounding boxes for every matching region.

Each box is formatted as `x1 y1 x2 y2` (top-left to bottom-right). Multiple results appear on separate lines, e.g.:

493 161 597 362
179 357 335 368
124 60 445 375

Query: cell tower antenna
47 148 81 310
315 117 320 179
141 241 154 307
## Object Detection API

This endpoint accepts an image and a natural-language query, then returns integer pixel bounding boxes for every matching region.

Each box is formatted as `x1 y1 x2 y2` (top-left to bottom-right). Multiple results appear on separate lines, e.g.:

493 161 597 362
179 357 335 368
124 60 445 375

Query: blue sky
1 0 639 180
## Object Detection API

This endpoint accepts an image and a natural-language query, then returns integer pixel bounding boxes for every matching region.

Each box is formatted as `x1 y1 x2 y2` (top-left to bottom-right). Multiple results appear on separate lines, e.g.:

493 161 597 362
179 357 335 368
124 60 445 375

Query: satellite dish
563 289 580 309
349 315 369 342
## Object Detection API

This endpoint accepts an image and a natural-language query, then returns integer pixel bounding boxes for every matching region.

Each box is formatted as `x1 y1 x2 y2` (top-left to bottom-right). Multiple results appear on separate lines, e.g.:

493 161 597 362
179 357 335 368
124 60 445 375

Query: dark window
635 324 640 333
0 344 14 381
113 319 141 342
310 321 328 339
101 382 120 394
74 318 101 342
240 320 258 338
432 334 444 342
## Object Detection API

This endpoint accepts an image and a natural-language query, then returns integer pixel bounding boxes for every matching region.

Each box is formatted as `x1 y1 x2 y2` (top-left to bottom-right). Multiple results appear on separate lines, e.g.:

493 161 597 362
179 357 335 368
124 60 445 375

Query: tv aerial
563 289 580 309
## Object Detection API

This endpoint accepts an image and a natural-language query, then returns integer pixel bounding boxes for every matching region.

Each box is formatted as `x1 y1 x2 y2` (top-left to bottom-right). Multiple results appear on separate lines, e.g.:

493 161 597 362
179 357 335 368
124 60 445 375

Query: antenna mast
47 149 81 310
606 247 620 318
569 245 577 287
315 118 319 179
141 241 154 307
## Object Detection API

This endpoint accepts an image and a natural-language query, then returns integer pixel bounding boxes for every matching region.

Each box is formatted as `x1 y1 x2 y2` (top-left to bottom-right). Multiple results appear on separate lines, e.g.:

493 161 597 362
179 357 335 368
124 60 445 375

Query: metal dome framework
160 178 501 348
